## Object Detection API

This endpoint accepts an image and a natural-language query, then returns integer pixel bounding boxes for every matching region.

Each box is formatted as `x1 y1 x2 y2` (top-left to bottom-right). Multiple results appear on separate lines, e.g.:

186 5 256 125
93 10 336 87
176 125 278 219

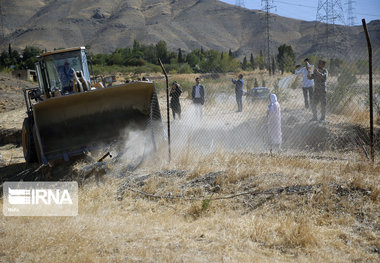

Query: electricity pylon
313 0 347 58
346 0 356 26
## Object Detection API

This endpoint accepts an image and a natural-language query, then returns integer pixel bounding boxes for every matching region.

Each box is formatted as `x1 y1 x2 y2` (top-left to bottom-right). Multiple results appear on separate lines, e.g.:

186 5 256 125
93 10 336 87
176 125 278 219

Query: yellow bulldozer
22 47 162 165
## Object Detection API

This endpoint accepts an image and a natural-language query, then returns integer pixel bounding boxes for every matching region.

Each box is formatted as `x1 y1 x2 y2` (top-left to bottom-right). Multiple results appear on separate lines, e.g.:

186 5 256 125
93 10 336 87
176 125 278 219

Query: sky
220 0 380 26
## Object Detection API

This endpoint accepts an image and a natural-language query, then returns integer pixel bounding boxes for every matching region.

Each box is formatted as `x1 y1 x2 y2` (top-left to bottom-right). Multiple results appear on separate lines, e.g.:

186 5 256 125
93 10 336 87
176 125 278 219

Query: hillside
0 0 379 59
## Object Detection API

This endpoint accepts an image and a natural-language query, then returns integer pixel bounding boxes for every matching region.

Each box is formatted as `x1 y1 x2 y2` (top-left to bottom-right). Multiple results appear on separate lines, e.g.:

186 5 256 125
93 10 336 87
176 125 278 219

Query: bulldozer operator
58 60 74 93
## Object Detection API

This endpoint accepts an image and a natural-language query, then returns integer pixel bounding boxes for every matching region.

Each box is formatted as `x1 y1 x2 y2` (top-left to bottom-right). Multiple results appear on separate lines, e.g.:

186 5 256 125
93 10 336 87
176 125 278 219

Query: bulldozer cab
35 47 90 97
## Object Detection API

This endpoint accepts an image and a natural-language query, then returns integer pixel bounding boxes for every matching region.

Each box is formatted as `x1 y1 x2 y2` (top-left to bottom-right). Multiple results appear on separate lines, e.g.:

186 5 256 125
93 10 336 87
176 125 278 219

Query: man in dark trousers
308 60 328 123
232 74 244 112
192 77 205 119
170 81 182 120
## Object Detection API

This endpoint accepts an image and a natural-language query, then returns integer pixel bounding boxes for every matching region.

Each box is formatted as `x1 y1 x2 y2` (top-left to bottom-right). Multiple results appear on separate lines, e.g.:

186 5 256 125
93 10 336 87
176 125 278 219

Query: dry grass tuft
249 214 320 250
370 185 380 202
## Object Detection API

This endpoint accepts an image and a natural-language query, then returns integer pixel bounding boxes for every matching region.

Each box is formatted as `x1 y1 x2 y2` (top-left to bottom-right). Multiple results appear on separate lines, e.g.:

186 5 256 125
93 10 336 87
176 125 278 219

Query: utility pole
262 0 275 75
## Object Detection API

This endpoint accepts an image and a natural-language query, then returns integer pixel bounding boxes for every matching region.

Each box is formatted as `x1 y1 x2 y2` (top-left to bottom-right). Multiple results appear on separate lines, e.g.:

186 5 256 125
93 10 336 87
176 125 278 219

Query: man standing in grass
308 60 328 123
192 77 205 119
295 58 314 109
232 74 244 112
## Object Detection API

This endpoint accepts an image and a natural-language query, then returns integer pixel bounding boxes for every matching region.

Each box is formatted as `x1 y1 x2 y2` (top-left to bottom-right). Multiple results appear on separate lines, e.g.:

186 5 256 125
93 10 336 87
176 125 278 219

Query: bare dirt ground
0 72 379 262
0 73 35 168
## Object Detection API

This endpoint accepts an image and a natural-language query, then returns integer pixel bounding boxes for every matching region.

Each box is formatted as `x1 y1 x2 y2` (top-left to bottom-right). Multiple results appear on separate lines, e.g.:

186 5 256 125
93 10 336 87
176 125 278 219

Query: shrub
178 63 193 74
272 78 288 102
327 65 358 113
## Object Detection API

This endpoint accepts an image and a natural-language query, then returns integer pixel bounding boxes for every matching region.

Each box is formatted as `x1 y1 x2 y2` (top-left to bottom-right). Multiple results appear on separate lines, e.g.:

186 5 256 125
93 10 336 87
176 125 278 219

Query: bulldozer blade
32 82 161 164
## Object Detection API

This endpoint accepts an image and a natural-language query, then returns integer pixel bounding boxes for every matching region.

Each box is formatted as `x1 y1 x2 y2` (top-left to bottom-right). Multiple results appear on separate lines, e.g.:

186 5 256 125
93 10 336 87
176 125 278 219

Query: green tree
250 53 256 70
9 49 21 68
168 51 177 63
21 46 42 69
177 48 183 63
186 52 200 67
199 49 220 72
132 40 141 53
276 44 295 74
90 53 106 65
219 52 241 72
108 51 123 66
156 40 168 63
242 56 247 70
0 50 10 68
271 56 276 74
256 51 265 70
142 45 157 64
254 78 259 87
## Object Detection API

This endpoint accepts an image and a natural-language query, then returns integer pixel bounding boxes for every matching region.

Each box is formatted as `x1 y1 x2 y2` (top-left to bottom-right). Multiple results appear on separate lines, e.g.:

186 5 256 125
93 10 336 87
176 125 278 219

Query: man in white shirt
191 77 205 119
295 58 314 109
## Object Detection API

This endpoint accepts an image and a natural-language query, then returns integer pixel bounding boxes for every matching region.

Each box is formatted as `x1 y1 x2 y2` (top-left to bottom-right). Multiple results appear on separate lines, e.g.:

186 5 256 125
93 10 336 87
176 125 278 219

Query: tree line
0 41 298 74
0 41 369 76
91 41 301 74
0 45 42 70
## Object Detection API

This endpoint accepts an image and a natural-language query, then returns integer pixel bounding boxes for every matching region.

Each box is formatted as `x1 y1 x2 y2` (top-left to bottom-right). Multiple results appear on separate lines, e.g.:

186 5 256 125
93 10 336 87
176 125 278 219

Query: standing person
192 77 205 119
295 58 314 109
308 60 328 123
232 74 244 112
170 81 182 120
267 94 282 153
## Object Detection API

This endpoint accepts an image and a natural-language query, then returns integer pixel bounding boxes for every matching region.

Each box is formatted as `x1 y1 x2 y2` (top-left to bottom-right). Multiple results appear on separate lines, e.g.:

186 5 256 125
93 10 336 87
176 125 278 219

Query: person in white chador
267 94 282 153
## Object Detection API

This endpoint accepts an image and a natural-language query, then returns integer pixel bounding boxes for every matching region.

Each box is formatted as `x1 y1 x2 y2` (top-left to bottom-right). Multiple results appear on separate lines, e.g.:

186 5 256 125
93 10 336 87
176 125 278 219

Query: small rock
92 9 105 19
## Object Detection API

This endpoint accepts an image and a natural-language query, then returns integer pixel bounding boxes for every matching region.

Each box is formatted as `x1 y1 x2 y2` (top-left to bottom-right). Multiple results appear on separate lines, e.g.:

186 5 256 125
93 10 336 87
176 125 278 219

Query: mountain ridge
0 0 379 60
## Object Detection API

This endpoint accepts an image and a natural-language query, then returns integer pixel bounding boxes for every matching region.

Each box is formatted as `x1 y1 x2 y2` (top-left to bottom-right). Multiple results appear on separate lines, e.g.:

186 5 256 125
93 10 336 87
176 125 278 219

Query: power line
356 12 380 17
276 1 316 9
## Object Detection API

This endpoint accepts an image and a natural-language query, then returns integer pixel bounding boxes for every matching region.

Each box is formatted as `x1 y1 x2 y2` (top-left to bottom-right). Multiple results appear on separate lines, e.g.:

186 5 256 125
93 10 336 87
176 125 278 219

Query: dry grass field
1 151 379 262
0 71 379 262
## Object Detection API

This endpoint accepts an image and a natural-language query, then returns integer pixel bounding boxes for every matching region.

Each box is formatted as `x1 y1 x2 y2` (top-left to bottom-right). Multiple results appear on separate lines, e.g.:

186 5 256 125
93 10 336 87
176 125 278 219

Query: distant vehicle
247 87 270 101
